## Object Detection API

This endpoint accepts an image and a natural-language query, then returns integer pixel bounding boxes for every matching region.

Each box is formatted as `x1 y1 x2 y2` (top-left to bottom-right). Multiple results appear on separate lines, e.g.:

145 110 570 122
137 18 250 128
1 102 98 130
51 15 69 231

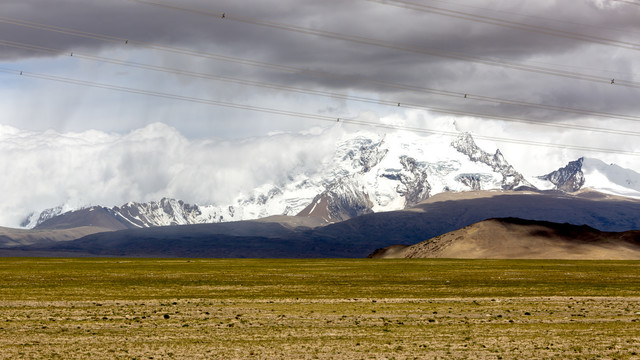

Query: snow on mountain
450 133 533 191
297 131 531 221
21 205 79 229
582 158 640 198
536 157 640 198
112 198 213 228
22 129 639 229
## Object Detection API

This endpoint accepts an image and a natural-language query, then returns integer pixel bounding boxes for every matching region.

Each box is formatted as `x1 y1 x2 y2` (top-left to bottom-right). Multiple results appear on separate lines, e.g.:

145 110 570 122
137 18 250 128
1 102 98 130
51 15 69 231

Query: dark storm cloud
2 1 637 63
1 0 639 119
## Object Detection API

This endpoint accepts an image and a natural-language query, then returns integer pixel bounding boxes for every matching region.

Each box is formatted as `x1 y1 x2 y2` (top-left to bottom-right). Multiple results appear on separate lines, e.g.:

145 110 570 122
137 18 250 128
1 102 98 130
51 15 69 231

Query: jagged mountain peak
296 131 535 222
538 157 585 192
451 132 481 158
112 198 203 228
451 132 532 190
535 157 640 198
297 177 373 222
493 149 509 168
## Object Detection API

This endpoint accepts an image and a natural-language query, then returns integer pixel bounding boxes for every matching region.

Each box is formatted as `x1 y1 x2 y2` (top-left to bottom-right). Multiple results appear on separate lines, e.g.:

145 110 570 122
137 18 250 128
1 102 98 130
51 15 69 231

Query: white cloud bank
0 122 343 227
1 111 638 228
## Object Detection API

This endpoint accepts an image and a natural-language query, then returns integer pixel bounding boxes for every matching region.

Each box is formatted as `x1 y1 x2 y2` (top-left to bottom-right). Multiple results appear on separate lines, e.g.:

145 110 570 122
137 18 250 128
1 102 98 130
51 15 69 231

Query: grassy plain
0 258 639 359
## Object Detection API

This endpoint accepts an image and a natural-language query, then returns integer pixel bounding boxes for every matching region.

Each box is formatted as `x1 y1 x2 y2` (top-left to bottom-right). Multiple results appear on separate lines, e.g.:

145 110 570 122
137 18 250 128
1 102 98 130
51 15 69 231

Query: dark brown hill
35 207 131 231
369 217 640 260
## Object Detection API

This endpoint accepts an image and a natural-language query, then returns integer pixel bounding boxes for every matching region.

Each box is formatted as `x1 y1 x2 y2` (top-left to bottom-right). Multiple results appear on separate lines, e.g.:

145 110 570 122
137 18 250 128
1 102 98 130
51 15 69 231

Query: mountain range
20 131 640 230
4 189 640 258
3 131 640 258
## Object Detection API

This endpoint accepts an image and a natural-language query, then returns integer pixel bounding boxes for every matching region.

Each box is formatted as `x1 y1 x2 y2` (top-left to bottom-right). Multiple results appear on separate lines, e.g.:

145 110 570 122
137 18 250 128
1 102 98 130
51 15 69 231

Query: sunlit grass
0 258 638 359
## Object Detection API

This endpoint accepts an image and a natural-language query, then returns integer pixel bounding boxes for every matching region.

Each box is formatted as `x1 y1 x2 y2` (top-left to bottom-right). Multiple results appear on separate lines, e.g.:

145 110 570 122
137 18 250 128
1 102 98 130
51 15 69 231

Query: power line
132 0 640 77
0 16 331 74
5 9 632 91
3 38 640 138
3 14 640 117
366 0 640 51
613 0 640 6
0 66 338 123
126 1 640 88
2 27 640 130
0 16 123 44
412 0 640 38
1 66 638 157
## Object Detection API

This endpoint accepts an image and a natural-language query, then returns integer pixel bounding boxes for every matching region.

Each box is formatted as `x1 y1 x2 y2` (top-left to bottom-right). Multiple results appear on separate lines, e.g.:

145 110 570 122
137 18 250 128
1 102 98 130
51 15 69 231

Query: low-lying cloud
0 122 342 227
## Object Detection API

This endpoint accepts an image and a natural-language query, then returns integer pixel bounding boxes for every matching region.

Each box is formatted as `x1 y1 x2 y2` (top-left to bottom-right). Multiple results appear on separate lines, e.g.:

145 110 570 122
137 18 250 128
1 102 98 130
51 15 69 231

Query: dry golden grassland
0 258 639 359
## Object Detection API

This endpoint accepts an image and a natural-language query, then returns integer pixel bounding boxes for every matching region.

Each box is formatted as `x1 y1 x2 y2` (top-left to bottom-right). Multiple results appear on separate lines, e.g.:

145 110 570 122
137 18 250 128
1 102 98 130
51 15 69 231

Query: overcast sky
1 0 640 226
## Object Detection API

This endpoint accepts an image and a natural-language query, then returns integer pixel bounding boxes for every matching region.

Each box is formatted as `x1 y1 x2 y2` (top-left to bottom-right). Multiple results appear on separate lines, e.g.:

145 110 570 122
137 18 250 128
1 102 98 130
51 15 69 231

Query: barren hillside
369 217 640 260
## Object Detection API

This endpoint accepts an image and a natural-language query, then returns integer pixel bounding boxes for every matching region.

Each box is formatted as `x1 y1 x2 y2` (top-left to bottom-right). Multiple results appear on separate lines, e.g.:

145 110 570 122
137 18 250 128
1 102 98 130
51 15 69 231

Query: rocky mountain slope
368 217 640 260
10 190 640 258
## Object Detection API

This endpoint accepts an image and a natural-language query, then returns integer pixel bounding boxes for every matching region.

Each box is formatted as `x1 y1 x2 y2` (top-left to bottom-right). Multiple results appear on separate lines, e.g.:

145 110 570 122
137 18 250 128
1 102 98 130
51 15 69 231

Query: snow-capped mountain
112 198 221 228
21 205 74 229
537 158 585 192
297 131 532 221
451 133 533 191
537 157 640 198
23 130 640 229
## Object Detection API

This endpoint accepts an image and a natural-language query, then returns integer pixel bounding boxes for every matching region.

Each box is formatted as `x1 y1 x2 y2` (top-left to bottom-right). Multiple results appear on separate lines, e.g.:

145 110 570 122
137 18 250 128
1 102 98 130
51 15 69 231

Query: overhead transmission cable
408 0 640 36
126 0 640 88
3 11 639 88
365 0 640 51
421 0 640 78
133 0 640 79
2 14 640 118
1 66 638 157
2 38 640 137
0 66 339 123
613 0 640 6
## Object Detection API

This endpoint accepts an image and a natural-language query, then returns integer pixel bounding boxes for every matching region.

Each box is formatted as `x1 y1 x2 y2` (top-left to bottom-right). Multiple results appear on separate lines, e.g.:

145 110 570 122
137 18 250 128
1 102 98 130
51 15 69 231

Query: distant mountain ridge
11 190 640 258
22 131 640 229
